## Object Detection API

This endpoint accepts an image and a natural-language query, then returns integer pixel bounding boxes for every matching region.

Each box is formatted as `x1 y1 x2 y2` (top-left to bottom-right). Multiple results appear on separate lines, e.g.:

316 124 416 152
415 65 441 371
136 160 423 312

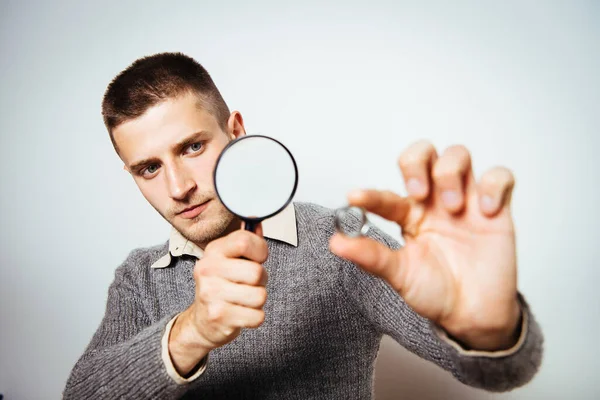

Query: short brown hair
102 52 230 153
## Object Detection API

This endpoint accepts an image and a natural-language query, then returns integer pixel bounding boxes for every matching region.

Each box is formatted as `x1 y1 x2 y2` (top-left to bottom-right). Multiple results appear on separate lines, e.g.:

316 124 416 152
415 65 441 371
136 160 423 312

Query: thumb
329 232 404 292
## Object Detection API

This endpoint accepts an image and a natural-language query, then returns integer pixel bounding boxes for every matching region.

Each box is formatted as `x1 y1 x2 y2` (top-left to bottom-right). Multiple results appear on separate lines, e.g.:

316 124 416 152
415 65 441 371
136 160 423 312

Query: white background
1 1 598 399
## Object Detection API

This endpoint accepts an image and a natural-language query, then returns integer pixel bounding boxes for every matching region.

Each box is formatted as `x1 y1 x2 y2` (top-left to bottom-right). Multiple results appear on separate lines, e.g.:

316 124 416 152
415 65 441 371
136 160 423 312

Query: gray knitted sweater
63 202 543 399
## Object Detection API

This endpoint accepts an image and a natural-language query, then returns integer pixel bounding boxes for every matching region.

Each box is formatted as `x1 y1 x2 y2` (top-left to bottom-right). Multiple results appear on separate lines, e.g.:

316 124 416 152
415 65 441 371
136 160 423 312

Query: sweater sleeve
62 249 198 399
324 213 544 393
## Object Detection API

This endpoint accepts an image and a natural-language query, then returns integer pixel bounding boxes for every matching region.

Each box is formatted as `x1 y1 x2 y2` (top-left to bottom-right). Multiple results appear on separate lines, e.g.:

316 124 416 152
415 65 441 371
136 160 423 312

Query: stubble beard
187 201 237 246
165 200 239 248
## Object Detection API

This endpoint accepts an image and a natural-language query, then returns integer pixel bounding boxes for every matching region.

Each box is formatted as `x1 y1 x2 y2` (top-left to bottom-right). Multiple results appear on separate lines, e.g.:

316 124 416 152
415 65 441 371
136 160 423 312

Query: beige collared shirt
156 203 528 384
151 202 298 270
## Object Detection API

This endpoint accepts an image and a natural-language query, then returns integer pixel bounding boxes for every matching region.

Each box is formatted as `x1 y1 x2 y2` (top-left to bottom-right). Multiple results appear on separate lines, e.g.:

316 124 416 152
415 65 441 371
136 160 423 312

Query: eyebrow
129 130 212 172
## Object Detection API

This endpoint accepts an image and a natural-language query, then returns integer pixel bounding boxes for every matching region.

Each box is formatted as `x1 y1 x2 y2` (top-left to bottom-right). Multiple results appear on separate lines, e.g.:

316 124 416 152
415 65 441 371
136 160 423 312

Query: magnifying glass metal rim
213 134 299 223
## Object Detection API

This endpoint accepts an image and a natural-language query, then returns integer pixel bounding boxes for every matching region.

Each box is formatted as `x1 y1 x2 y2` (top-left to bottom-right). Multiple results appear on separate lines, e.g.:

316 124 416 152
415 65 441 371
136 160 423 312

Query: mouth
177 200 210 219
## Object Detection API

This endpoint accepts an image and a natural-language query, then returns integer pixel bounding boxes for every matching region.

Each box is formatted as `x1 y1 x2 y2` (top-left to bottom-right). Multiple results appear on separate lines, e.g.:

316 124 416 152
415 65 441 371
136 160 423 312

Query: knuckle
193 266 202 281
444 144 470 159
397 152 416 170
255 287 268 306
249 310 265 328
206 303 225 323
204 240 215 252
198 285 210 302
257 311 266 326
382 189 397 198
198 279 219 301
236 236 251 255
398 143 434 170
432 148 471 182
259 241 269 263
497 167 515 183
412 139 435 153
250 264 265 285
221 325 236 337
193 262 209 279
481 167 514 189
204 240 219 255
431 160 456 181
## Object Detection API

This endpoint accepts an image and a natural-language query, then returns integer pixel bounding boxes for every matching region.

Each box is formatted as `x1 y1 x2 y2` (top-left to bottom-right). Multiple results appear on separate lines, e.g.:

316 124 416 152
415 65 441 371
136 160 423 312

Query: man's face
113 92 244 248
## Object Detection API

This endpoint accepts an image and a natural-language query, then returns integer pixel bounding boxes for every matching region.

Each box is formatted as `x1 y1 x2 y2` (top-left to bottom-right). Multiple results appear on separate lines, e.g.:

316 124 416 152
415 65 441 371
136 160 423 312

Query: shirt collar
151 202 298 269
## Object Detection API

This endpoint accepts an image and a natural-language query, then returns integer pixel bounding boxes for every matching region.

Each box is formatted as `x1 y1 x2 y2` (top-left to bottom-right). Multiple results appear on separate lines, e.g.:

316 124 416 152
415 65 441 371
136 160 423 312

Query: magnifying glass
213 135 299 233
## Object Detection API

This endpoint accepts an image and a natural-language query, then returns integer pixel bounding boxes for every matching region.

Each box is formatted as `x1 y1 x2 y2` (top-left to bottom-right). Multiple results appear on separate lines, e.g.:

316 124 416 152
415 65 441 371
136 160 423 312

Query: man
63 52 543 399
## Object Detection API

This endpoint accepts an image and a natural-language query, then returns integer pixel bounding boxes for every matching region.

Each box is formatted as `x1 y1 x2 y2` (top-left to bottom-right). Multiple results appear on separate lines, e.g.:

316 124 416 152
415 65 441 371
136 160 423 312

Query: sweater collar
151 202 298 268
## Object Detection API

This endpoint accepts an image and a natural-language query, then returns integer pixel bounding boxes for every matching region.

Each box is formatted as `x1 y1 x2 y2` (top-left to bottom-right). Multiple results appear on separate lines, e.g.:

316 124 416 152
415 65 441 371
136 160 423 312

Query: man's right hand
168 223 269 376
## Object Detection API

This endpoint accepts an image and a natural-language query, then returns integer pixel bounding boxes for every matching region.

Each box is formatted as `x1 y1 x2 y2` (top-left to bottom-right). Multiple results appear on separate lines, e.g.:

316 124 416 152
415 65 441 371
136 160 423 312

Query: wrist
169 308 212 376
445 299 522 352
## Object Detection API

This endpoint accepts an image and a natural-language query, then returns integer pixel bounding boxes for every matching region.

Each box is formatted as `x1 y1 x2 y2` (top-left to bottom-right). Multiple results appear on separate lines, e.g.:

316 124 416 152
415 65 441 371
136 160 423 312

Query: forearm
64 314 188 400
168 308 212 377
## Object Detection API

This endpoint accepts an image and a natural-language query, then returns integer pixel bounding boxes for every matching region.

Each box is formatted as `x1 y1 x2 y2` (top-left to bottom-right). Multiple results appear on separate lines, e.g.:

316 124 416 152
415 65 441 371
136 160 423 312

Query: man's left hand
329 140 522 351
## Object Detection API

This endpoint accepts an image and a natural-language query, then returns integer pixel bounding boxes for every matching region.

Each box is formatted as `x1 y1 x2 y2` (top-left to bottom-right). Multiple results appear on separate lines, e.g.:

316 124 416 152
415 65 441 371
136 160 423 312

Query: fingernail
348 190 363 200
407 178 425 196
480 195 497 212
441 190 460 207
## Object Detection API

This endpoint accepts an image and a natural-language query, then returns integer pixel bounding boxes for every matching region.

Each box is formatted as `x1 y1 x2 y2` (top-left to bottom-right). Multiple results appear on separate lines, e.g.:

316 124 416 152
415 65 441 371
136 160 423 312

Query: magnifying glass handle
241 220 259 261
244 220 259 233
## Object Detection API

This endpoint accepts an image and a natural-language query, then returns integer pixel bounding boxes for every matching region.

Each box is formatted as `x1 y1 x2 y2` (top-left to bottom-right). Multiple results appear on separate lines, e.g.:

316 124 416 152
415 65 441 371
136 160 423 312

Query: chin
177 209 236 245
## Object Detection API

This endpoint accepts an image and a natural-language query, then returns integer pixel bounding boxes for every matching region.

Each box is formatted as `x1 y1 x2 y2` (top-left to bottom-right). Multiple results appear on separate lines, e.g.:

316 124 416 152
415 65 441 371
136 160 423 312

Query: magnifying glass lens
214 135 298 232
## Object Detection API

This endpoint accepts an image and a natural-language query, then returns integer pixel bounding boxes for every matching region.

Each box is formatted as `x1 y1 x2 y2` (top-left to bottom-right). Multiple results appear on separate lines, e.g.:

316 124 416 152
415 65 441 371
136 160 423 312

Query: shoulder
293 201 336 223
292 201 338 239
113 240 170 282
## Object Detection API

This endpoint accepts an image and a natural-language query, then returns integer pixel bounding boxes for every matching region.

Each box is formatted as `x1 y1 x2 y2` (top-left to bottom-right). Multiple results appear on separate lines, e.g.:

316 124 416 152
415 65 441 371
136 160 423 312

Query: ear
226 111 246 141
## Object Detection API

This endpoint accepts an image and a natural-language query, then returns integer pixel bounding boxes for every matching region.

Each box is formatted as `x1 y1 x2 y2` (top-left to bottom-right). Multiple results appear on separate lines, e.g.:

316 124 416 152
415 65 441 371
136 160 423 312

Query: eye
141 164 160 177
185 142 204 154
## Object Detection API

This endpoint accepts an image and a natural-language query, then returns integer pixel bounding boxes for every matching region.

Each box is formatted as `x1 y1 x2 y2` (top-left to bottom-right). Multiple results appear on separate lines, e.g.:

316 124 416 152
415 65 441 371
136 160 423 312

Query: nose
165 162 196 201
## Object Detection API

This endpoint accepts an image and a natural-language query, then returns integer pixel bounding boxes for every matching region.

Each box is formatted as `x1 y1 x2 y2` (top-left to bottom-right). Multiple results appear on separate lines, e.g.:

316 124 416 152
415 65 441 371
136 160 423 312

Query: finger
431 145 475 214
208 302 265 329
478 166 515 216
201 277 267 309
224 282 267 309
228 304 266 328
347 189 412 227
205 229 269 262
197 258 268 286
398 140 438 200
329 232 404 291
255 222 264 238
